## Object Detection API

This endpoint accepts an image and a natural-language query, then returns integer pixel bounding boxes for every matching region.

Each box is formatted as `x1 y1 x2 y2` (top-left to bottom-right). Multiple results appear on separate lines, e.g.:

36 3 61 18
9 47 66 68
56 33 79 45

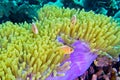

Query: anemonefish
32 23 38 34
60 45 74 54
71 14 77 25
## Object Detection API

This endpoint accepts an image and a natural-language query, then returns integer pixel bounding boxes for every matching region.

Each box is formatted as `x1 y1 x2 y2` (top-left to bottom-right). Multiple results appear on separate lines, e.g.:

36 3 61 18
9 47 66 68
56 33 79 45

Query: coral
0 21 66 80
113 10 120 27
114 10 120 18
109 0 118 9
47 0 64 7
1 0 120 23
38 5 120 57
0 1 40 23
73 0 86 7
95 7 108 15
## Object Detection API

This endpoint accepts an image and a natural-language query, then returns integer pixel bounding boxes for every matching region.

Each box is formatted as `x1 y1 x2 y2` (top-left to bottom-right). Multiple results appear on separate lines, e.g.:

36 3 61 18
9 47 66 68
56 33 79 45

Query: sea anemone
0 4 120 80
38 5 120 57
0 22 65 80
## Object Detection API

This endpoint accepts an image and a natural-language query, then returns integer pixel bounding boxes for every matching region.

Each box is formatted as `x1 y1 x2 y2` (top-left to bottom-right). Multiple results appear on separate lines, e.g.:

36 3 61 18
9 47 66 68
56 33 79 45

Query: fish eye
70 48 73 52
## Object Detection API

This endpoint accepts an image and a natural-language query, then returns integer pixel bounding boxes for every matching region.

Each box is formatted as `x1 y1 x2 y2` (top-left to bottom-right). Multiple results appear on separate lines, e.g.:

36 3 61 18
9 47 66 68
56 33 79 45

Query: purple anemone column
47 40 98 80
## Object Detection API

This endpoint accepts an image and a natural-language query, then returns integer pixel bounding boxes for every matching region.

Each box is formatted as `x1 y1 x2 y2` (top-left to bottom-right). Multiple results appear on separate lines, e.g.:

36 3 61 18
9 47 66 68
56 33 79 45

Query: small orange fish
60 45 74 54
71 14 77 25
32 23 38 34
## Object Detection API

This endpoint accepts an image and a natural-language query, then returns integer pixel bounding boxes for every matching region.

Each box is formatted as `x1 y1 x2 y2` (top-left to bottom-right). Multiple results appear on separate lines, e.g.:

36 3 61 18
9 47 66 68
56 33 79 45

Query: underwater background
0 0 120 80
0 0 120 23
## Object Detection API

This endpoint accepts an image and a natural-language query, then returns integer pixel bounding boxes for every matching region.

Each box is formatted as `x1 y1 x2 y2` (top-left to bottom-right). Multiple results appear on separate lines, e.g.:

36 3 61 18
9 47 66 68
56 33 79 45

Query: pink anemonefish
71 15 77 25
32 23 38 34
60 45 74 54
